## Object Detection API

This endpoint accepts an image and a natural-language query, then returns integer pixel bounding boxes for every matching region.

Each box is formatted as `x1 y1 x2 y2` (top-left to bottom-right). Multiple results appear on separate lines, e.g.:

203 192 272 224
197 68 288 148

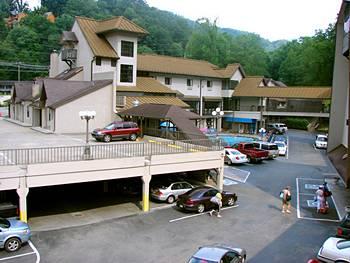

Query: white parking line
29 241 40 263
0 252 36 261
296 178 301 218
169 205 239 223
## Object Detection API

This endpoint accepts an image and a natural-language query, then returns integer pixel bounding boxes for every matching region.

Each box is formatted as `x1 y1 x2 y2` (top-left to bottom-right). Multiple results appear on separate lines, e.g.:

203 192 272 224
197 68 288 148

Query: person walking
315 186 326 213
281 186 291 214
209 192 223 218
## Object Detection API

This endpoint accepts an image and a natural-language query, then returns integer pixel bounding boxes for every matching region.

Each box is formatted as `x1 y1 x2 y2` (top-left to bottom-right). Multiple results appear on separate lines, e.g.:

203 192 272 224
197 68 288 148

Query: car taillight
185 199 194 205
337 228 343 236
236 157 240 160
155 190 162 196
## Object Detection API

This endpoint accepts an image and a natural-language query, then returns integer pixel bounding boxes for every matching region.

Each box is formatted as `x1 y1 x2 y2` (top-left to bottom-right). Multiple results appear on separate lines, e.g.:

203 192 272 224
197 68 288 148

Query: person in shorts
281 186 291 214
209 192 223 218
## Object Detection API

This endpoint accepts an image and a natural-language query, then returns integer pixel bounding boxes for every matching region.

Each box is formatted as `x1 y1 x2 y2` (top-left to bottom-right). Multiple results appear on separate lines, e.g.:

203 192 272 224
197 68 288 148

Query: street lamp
211 107 224 132
79 110 96 156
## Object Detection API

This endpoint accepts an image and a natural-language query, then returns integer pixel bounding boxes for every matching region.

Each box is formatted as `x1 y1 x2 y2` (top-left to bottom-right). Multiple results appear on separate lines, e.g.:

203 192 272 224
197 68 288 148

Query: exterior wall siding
328 21 349 151
54 84 114 133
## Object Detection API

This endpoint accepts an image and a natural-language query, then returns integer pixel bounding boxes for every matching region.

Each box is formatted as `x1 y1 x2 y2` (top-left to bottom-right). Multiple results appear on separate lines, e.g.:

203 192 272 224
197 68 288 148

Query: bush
285 118 309 130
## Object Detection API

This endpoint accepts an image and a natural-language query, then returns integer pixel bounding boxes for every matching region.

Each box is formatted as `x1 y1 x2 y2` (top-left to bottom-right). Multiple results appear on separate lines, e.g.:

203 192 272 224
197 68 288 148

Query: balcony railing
0 139 222 166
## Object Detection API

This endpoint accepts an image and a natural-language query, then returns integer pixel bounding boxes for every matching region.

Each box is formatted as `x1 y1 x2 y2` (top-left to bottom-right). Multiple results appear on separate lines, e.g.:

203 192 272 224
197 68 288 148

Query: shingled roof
233 77 331 99
117 77 177 94
12 81 34 102
214 63 245 78
123 96 189 110
41 79 113 108
96 16 148 35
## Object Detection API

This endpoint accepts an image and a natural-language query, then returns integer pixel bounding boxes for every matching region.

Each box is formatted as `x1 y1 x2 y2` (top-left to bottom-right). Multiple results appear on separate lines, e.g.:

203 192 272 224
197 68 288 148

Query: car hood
8 219 29 230
93 128 102 132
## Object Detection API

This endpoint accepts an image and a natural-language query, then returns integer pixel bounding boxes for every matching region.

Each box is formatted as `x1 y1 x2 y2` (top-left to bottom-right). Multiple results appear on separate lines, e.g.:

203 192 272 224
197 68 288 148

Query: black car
0 202 18 218
176 186 237 213
337 212 350 239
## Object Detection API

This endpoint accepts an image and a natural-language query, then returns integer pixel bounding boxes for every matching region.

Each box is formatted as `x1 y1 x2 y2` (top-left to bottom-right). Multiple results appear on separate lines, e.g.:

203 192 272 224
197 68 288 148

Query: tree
63 0 99 18
9 0 29 13
41 0 68 16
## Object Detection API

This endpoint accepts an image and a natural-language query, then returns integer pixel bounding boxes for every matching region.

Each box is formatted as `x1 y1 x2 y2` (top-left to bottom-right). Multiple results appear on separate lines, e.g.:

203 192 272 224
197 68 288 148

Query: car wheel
129 133 137 141
227 196 236 206
167 195 175 204
197 204 205 213
5 237 21 252
103 135 112 143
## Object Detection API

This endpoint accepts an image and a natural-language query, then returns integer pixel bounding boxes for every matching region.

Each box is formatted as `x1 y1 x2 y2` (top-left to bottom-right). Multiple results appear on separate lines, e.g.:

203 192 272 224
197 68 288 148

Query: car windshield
188 257 217 263
336 240 350 249
317 137 327 142
104 123 115 130
0 218 10 228
229 150 239 155
276 143 285 147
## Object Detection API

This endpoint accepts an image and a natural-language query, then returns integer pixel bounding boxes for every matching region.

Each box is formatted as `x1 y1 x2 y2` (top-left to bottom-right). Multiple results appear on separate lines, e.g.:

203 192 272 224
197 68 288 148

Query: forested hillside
0 0 335 86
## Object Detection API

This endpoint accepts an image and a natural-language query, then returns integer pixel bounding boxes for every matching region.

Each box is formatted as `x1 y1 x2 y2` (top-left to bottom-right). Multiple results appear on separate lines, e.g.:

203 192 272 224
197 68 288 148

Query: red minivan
91 121 140 142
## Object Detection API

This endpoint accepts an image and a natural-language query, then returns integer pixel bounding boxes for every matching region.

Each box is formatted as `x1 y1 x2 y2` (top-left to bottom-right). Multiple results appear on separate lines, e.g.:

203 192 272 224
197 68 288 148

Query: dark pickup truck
231 142 269 163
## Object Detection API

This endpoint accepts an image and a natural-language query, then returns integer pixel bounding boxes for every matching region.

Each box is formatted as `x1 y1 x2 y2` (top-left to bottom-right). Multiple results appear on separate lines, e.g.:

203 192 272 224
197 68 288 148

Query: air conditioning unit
61 49 77 61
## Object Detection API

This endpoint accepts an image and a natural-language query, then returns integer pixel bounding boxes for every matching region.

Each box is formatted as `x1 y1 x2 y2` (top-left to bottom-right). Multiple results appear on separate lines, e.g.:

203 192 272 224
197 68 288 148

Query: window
120 65 133 83
111 58 117 67
26 108 29 118
207 80 212 88
121 41 134 57
187 79 193 86
165 77 171 85
95 57 101 66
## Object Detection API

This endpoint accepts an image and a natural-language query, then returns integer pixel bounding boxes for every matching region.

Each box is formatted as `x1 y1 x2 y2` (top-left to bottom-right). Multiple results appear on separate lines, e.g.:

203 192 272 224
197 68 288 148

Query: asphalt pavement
0 129 350 262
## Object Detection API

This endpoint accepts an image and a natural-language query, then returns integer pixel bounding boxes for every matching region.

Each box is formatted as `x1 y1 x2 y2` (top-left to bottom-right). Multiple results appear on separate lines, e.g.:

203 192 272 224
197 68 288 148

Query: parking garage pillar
16 170 29 222
142 158 152 212
217 152 225 191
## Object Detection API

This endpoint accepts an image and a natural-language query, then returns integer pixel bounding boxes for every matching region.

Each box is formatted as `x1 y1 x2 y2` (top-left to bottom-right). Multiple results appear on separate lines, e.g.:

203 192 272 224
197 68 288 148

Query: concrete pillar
16 172 29 222
141 158 152 212
217 151 225 191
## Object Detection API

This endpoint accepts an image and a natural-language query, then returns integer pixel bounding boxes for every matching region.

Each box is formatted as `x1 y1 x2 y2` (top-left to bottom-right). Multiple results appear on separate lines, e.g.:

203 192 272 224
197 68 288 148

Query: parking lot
0 241 39 263
0 120 349 262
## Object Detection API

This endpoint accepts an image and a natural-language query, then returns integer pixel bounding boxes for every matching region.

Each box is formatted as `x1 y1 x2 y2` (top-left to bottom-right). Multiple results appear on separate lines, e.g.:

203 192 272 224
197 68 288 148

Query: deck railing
0 139 222 166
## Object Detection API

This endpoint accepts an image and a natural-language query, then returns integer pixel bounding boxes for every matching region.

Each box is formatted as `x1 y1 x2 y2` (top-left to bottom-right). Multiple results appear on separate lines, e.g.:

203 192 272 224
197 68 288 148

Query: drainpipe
113 58 120 114
90 57 95 81
199 79 203 128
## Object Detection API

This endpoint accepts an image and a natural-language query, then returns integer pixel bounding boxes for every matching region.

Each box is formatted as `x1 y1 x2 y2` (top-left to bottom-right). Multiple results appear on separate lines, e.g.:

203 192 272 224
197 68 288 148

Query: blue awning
224 117 256 123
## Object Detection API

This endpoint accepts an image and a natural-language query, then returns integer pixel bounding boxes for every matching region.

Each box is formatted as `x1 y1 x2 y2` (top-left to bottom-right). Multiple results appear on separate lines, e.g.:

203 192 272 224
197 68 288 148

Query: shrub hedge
285 118 309 130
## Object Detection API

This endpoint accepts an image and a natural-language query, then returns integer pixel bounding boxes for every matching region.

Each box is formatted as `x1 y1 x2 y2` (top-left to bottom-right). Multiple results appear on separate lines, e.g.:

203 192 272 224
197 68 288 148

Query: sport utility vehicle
267 123 288 134
253 142 279 159
91 121 140 142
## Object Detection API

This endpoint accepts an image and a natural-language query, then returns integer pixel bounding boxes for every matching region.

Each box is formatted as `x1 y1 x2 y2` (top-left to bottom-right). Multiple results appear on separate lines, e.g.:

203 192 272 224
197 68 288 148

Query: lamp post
79 110 96 156
211 107 224 132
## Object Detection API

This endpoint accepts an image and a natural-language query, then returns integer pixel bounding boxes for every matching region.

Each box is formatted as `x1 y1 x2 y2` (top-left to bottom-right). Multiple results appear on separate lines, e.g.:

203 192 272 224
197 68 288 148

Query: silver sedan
151 181 194 204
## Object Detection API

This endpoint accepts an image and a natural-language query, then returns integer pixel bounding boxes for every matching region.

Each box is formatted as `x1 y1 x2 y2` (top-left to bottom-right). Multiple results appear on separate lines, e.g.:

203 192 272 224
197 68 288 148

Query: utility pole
17 62 21 81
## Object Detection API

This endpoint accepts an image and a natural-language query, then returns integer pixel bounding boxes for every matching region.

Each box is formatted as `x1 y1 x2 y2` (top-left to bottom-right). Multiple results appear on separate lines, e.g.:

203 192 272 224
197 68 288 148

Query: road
0 130 341 262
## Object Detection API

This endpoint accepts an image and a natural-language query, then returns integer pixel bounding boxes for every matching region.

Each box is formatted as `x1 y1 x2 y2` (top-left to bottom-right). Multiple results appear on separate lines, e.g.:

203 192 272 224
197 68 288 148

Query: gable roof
76 17 119 59
96 16 148 35
233 77 331 99
13 81 34 102
138 54 225 78
41 79 112 109
123 96 189 110
53 66 83 80
214 63 245 78
117 77 176 94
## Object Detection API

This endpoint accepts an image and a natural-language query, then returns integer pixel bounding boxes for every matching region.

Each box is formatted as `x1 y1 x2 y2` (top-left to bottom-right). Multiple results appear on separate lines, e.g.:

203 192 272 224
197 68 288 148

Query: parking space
0 241 39 263
296 178 341 222
224 165 250 183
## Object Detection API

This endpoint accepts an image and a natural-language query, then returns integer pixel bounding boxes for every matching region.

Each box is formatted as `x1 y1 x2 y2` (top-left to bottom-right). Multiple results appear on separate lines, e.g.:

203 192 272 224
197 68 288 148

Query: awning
224 117 256 123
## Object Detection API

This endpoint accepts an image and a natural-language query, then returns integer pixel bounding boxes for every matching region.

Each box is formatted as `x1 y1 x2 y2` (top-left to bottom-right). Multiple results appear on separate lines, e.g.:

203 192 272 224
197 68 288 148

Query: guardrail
0 139 222 166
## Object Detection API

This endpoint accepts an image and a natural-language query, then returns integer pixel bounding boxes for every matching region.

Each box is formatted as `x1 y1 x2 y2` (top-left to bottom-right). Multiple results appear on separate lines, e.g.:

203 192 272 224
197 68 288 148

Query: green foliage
285 118 309 130
41 0 68 16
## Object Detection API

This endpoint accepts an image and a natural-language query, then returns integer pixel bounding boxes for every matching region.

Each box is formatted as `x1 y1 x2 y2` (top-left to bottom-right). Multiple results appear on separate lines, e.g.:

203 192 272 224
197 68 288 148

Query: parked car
151 181 194 204
188 244 247 263
274 141 287 156
253 142 279 159
0 203 18 218
0 217 31 252
315 134 328 149
230 142 269 163
267 123 288 134
224 148 248 165
317 237 350 263
272 134 288 144
337 212 350 239
91 121 140 142
176 186 237 213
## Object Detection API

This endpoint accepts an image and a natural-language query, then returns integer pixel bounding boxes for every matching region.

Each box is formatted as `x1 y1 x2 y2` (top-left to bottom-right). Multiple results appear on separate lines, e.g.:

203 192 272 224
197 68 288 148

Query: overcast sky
28 0 343 41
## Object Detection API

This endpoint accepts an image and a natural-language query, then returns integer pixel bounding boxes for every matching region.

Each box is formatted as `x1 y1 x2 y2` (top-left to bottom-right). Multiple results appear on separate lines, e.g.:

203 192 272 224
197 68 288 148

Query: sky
28 0 343 41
